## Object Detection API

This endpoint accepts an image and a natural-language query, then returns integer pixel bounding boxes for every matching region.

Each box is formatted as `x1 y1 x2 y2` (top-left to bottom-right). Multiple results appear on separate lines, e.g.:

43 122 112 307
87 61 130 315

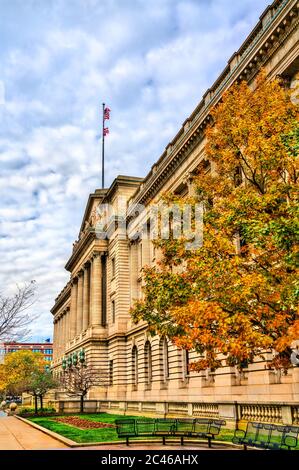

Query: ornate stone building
52 0 299 421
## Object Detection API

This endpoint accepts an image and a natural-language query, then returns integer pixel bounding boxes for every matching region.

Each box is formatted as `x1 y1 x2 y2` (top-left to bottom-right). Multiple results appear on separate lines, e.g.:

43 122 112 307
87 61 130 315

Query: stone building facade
51 0 299 420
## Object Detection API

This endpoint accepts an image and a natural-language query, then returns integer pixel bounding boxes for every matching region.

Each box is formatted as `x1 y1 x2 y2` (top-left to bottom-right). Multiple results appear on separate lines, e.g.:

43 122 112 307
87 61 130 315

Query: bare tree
0 281 36 341
59 364 108 413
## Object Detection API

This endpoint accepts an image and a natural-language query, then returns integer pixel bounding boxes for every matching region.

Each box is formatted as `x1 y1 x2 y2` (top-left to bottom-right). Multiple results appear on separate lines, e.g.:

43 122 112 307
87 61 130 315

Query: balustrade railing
239 404 282 423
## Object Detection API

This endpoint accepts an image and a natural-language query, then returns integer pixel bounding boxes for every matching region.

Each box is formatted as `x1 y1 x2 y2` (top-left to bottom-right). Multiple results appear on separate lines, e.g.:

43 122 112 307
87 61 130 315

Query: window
111 257 115 278
44 349 53 354
138 242 143 271
32 349 41 353
182 350 190 379
144 341 152 387
132 346 138 388
45 356 52 361
162 338 169 381
111 300 116 324
109 360 113 385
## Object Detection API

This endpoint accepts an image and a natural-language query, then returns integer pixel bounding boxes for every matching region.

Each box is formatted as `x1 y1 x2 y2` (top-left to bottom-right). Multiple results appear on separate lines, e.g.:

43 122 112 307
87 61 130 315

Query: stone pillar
65 312 68 348
57 317 61 357
53 321 57 361
67 307 71 341
61 313 65 355
129 242 138 304
65 308 70 344
82 263 90 331
90 253 102 326
76 272 84 335
70 279 78 340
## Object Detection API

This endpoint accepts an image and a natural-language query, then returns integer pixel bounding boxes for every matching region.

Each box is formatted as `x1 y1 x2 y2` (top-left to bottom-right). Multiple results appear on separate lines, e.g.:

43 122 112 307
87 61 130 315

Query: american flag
103 127 109 136
104 107 111 120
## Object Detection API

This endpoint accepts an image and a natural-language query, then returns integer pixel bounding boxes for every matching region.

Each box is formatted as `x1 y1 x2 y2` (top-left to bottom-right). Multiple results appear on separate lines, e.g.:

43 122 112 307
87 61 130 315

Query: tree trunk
40 395 43 411
80 395 84 413
34 395 38 415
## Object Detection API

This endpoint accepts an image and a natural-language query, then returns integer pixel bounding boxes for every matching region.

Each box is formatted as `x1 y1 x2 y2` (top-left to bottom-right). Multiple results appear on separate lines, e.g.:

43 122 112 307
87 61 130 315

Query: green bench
233 421 299 450
115 417 226 447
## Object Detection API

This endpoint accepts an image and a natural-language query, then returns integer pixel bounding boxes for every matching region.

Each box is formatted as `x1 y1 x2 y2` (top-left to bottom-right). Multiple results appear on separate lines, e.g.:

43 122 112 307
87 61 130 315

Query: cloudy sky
0 0 270 342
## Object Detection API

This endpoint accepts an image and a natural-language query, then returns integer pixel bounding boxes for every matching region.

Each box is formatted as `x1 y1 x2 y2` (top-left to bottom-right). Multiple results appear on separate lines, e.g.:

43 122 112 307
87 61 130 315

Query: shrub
18 406 56 416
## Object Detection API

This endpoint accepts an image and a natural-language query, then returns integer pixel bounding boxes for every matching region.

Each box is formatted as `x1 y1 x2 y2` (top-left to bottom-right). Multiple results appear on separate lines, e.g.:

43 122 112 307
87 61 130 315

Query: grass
26 414 299 448
28 413 145 443
27 413 235 444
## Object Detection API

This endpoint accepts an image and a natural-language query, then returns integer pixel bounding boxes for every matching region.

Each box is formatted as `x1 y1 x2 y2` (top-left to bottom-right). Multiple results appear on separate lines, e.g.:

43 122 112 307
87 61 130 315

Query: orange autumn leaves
131 72 299 372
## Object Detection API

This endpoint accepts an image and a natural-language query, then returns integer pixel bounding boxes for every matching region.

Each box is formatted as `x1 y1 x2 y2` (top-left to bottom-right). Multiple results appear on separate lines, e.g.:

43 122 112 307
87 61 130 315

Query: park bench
233 421 299 450
115 417 226 446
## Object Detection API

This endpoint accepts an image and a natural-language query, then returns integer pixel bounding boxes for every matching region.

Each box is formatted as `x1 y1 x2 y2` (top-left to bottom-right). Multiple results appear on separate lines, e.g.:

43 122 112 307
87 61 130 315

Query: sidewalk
0 416 66 450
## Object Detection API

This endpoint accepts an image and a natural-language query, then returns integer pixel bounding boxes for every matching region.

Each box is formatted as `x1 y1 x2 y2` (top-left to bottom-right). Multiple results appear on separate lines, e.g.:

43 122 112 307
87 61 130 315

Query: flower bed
55 416 115 429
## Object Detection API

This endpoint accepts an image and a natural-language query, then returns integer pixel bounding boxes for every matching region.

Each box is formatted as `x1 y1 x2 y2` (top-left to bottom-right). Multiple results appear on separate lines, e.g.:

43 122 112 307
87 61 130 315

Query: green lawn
28 413 145 443
27 413 236 444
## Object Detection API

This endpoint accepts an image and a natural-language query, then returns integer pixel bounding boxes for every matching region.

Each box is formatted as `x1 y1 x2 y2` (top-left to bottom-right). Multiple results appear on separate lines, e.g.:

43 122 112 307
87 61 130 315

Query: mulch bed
55 416 115 429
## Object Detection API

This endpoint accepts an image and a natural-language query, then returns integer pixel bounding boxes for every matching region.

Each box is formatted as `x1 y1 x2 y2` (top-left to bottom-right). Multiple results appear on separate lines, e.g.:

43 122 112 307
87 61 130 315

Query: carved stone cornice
65 229 108 273
51 281 71 315
65 228 96 272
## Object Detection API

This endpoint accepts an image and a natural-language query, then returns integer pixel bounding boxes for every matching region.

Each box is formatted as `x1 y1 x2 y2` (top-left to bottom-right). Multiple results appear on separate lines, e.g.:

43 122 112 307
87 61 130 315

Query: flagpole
102 102 105 189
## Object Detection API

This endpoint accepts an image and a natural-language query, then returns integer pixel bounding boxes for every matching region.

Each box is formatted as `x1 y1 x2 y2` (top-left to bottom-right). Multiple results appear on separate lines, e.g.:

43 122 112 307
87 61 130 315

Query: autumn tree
131 72 299 373
0 350 45 397
26 369 57 414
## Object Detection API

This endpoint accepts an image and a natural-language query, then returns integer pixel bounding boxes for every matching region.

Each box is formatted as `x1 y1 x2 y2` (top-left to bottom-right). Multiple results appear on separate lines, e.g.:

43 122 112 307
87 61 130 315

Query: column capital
83 260 91 270
71 276 78 286
92 250 107 259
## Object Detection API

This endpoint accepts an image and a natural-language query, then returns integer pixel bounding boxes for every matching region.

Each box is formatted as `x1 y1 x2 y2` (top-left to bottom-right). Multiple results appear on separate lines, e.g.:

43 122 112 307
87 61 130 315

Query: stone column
57 316 61 357
61 313 65 355
90 253 102 326
65 308 69 344
82 263 90 331
53 321 57 361
130 242 138 304
67 307 71 342
70 279 78 340
76 271 84 335
64 311 68 349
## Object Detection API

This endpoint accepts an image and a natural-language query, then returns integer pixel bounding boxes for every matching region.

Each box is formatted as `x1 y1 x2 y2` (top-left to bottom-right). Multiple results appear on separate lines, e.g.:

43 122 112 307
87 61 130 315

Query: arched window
144 341 152 387
132 345 138 388
161 337 169 382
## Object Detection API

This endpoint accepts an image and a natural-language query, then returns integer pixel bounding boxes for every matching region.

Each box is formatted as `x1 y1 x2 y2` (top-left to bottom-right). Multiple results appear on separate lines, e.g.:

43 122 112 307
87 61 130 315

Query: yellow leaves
1 350 45 393
130 71 299 372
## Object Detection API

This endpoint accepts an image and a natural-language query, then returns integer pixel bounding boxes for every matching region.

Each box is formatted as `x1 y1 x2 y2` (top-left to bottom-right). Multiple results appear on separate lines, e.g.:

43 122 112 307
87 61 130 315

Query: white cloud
0 0 270 341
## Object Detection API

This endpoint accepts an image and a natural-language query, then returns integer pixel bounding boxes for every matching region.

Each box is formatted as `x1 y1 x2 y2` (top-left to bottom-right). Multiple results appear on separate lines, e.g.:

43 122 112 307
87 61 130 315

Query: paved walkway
0 416 66 450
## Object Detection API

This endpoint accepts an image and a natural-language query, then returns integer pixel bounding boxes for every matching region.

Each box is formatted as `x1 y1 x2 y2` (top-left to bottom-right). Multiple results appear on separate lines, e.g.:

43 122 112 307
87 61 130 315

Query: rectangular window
111 300 115 324
109 360 113 386
111 257 115 278
32 349 41 353
183 350 190 379
44 349 53 354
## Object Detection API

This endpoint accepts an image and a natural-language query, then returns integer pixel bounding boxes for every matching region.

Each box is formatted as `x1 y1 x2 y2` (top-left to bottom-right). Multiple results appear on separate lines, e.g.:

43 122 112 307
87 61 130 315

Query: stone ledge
15 416 75 447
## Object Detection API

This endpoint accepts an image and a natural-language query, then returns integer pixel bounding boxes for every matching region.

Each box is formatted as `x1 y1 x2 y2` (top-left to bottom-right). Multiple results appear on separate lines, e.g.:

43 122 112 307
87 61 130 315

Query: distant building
0 342 53 363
